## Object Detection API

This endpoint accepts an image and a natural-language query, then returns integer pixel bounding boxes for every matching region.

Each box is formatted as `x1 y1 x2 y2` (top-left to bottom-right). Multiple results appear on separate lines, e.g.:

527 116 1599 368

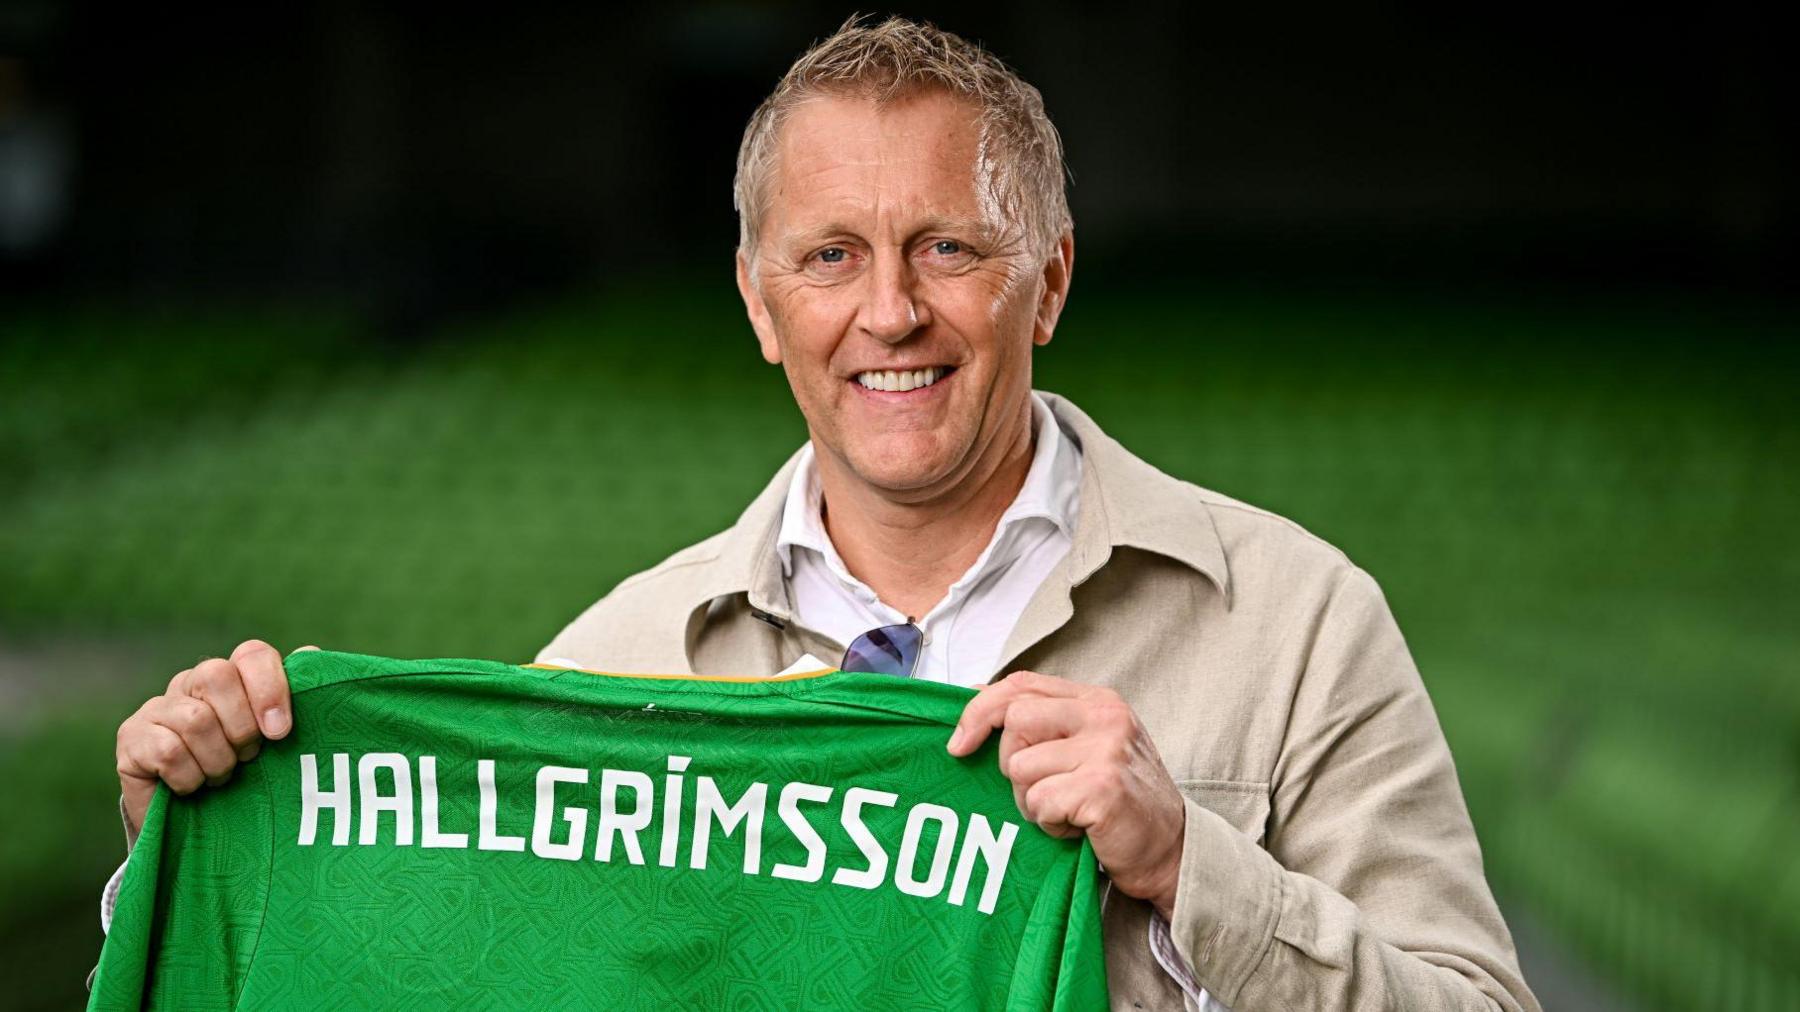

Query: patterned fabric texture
88 649 1109 1010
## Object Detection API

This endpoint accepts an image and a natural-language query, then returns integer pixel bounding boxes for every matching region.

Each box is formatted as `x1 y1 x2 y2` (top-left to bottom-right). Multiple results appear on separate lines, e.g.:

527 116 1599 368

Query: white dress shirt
775 390 1080 687
100 390 1220 1009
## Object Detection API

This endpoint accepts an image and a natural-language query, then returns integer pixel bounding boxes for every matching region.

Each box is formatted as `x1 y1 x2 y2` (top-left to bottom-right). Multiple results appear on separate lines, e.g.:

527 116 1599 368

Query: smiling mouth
852 366 957 392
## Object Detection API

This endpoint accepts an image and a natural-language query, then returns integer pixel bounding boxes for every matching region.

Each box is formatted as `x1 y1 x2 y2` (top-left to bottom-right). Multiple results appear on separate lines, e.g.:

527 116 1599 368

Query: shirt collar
684 389 1231 625
774 390 1079 582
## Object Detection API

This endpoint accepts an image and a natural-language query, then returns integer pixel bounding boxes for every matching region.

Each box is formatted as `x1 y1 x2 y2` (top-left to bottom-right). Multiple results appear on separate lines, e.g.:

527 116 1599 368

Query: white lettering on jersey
949 813 1019 915
691 778 768 874
770 782 832 883
595 769 653 864
531 766 590 861
357 753 413 846
298 753 351 847
477 758 526 852
895 803 959 900
295 752 1023 916
419 755 469 849
831 787 900 890
659 755 690 868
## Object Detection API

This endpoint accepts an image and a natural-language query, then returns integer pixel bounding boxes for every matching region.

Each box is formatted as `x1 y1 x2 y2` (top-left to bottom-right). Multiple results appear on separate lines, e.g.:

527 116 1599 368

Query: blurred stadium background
2 4 1794 1010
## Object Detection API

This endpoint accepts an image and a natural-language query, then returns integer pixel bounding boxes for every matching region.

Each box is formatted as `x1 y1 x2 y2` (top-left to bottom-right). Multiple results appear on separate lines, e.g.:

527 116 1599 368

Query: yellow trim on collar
521 663 839 683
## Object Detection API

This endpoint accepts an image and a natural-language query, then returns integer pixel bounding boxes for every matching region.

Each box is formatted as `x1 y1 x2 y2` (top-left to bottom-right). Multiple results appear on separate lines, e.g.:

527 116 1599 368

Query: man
106 16 1539 1012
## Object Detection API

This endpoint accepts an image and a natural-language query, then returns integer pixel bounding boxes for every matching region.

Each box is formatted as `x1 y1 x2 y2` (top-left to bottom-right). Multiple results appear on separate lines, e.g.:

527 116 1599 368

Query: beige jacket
538 390 1540 1012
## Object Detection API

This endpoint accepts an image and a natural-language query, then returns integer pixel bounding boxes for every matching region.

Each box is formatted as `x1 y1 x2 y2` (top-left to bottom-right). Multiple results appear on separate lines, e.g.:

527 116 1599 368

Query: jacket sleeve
1167 565 1540 1012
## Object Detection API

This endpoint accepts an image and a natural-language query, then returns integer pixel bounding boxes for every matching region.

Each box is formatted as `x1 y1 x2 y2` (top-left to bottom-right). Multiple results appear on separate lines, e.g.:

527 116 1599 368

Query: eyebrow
779 214 999 248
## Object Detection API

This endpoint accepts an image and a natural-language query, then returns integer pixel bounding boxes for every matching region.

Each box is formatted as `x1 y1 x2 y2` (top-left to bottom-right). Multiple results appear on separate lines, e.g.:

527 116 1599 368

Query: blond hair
733 14 1072 276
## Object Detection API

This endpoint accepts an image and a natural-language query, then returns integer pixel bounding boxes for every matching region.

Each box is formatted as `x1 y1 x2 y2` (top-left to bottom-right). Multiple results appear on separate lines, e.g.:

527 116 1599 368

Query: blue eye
818 248 846 263
933 240 962 255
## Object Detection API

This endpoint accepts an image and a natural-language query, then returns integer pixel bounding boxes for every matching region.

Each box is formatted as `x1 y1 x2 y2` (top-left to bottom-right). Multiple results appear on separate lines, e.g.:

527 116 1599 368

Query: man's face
737 90 1072 499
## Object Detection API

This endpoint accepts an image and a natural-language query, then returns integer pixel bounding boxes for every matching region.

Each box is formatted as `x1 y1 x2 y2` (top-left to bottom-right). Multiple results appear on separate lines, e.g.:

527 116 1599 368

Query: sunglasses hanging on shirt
839 622 923 678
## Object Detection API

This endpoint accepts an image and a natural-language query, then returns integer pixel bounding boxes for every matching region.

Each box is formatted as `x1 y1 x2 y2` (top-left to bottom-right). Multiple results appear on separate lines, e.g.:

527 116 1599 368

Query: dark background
6 3 1793 312
2 4 1795 1011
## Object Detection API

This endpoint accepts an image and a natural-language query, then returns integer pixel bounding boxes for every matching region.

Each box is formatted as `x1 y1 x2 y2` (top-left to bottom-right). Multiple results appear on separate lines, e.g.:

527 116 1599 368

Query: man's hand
946 669 1188 917
115 640 316 841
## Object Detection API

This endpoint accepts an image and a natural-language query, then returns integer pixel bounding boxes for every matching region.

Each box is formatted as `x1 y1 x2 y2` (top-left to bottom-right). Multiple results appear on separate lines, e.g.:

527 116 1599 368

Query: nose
857 249 926 344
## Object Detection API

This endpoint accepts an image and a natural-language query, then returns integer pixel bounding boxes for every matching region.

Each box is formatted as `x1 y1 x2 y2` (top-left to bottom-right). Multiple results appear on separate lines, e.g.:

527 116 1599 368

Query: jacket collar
683 389 1231 625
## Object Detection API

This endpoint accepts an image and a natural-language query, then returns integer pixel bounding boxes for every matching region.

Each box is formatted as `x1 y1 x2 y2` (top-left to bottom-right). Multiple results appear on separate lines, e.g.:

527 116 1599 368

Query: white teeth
856 367 948 392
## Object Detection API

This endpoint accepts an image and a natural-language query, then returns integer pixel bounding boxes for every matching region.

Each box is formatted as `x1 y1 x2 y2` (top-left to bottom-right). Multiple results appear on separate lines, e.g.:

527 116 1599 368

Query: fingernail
946 727 966 753
264 708 289 737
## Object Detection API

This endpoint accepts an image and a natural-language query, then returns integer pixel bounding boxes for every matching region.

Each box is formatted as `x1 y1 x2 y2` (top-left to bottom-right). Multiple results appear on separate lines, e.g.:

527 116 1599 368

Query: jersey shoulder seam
238 753 278 1009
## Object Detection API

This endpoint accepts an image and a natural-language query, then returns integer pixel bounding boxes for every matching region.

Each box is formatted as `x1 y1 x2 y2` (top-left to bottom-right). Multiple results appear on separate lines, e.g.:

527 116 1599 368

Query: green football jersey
89 650 1110 1010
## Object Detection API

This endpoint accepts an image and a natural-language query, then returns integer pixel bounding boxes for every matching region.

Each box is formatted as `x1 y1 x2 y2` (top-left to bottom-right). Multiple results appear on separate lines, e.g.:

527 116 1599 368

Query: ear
1031 232 1074 348
736 250 783 365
